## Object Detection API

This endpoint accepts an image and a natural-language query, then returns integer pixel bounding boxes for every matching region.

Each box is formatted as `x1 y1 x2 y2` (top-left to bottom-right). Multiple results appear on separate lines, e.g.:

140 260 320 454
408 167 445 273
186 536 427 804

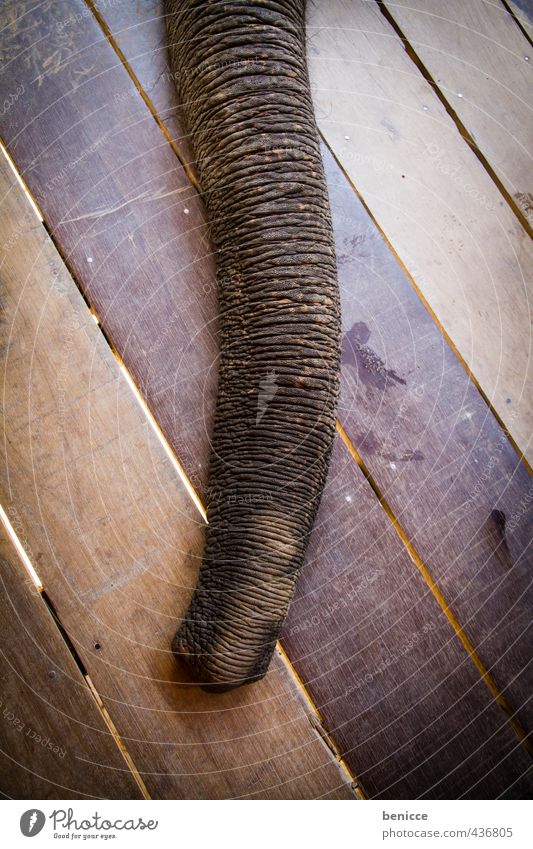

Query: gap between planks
0 503 151 799
62 0 533 761
42 592 151 800
0 143 362 802
499 0 533 47
276 644 366 799
376 0 533 240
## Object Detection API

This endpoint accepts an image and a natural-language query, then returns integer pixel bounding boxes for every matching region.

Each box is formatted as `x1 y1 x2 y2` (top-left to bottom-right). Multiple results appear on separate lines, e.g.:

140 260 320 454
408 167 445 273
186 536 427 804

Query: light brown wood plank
306 0 532 463
0 0 217 496
0 155 353 800
380 0 532 223
0 527 142 799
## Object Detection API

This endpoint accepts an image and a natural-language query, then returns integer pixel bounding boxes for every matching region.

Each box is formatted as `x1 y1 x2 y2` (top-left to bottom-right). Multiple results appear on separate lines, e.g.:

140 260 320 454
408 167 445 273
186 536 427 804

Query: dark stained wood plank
88 0 533 758
326 150 533 737
308 0 533 463
283 439 533 798
0 156 354 800
0 528 143 799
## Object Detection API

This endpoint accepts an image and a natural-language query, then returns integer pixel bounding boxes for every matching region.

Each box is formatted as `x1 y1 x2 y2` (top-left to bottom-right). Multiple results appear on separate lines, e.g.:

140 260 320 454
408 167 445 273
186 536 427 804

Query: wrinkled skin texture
166 0 341 690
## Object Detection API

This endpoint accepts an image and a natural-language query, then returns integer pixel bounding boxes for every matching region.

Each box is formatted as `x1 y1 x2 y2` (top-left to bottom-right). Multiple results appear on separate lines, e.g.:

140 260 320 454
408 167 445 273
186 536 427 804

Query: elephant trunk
166 0 341 691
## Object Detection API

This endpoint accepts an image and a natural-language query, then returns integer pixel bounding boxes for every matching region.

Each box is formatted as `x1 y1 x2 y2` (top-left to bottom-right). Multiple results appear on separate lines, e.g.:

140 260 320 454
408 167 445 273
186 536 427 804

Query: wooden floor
0 0 531 799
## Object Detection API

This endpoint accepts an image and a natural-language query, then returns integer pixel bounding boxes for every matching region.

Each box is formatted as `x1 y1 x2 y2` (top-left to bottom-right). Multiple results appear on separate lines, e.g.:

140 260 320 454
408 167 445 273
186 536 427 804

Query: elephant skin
166 0 341 691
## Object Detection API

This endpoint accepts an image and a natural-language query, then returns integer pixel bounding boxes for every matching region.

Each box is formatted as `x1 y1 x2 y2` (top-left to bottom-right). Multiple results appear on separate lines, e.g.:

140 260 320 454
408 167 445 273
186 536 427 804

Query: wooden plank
306 0 533 464
379 0 533 222
0 0 217 497
0 527 142 799
0 157 353 800
326 146 533 737
507 0 533 40
87 0 533 757
283 439 533 799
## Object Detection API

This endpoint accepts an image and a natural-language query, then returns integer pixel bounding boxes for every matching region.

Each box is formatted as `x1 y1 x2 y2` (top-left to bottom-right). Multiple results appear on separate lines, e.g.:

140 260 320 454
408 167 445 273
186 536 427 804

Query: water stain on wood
342 320 406 391
486 508 512 567
514 192 533 224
